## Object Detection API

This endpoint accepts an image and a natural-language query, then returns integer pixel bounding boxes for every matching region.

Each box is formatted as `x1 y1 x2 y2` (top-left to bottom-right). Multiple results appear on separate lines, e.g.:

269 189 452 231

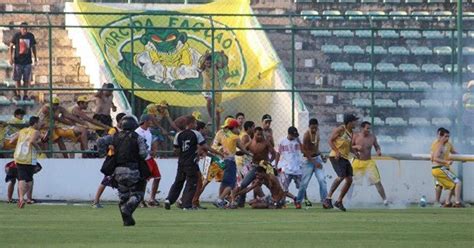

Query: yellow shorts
352 159 381 185
54 127 79 142
432 166 459 190
206 162 224 182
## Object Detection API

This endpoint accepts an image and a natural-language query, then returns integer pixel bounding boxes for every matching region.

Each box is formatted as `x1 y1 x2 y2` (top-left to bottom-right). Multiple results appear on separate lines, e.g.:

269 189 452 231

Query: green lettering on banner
105 37 116 47
214 32 223 44
180 19 189 28
110 31 122 43
145 18 154 28
119 27 129 37
168 17 179 27
222 39 232 49
192 22 204 33
133 20 143 32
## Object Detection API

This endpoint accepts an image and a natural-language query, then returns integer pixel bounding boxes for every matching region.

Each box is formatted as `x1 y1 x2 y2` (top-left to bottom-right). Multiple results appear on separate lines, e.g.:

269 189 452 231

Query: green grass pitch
0 203 472 248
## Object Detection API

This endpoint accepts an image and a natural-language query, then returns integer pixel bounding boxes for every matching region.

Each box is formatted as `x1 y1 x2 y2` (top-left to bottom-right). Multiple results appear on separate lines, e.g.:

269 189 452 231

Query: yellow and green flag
73 0 278 106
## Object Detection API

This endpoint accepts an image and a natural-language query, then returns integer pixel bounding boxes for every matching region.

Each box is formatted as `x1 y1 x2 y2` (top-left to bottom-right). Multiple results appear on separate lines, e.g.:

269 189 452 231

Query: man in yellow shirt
431 127 457 207
1 108 27 151
214 118 252 208
11 116 41 208
324 113 358 211
431 128 463 207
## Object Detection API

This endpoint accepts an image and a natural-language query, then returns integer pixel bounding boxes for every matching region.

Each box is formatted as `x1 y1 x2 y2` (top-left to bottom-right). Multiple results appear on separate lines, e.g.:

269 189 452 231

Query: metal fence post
129 14 135 115
210 16 216 133
290 14 295 126
47 14 54 157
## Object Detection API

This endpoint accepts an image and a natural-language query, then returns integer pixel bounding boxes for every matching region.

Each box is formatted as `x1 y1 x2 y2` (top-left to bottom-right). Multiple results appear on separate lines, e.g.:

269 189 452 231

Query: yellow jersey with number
14 127 38 165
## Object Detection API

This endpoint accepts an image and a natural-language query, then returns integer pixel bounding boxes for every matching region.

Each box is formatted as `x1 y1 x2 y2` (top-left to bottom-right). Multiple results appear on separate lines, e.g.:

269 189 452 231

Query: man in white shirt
135 114 161 207
275 126 303 208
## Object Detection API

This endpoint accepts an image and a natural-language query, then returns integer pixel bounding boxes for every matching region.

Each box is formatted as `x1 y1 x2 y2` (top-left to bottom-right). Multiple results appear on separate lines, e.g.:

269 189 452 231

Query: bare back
353 133 376 160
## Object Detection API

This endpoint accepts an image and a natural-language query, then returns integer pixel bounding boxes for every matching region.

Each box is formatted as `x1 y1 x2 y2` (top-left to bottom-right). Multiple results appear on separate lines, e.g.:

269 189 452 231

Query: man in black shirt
9 22 37 101
165 115 222 210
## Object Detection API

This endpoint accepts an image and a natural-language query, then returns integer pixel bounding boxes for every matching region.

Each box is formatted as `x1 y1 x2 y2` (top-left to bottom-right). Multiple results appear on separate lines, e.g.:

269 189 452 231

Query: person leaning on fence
10 116 42 208
106 115 150 226
9 22 37 101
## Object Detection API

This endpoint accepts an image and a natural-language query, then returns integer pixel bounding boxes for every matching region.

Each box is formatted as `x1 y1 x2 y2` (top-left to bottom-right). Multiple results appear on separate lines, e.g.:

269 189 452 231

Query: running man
323 113 358 211
11 116 41 208
296 118 327 208
235 126 276 207
351 121 388 205
275 126 302 208
431 128 463 207
236 166 286 209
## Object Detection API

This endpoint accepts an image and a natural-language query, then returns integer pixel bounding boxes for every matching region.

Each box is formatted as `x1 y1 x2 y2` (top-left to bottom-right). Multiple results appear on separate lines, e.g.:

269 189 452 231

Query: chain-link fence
0 3 473 158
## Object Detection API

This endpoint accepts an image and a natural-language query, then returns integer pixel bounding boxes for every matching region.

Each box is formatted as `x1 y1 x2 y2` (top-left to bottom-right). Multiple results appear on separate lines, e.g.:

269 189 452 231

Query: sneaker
228 202 238 209
213 199 225 209
442 202 453 208
334 201 346 212
383 200 389 206
146 199 160 207
26 199 37 204
322 198 333 209
121 212 135 226
7 199 17 204
92 203 104 209
139 201 148 208
164 200 171 210
175 200 183 209
295 202 302 209
304 199 313 207
453 202 465 208
183 207 196 211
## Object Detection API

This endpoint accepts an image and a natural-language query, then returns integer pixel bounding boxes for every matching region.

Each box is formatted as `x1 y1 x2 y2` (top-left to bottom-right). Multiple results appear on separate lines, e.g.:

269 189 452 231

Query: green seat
323 10 343 20
411 46 432 55
360 0 378 2
385 117 407 126
444 64 463 73
384 0 401 2
375 99 396 108
409 117 430 126
389 46 410 55
421 64 443 73
339 0 357 2
366 46 387 55
317 0 335 2
428 0 446 3
462 47 474 55
310 30 331 37
0 60 12 69
467 64 474 73
389 11 408 20
345 10 366 21
433 11 453 22
379 30 399 39
331 62 353 72
446 31 467 38
363 80 385 89
342 80 363 89
400 30 421 39
400 63 421 72
409 81 431 90
433 81 452 90
432 117 452 127
343 45 365 54
368 11 388 21
387 81 409 90
405 0 423 3
423 30 444 39
433 46 452 55
322 45 342 54
0 96 11 106
362 117 385 126
355 30 373 38
412 11 432 21
376 63 398 72
301 10 321 21
333 30 353 38
399 99 420 108
352 98 371 107
421 99 443 108
464 12 474 21
354 62 372 72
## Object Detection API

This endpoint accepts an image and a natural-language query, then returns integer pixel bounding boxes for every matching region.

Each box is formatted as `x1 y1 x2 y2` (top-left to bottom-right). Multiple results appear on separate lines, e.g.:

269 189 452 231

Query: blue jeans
296 156 328 203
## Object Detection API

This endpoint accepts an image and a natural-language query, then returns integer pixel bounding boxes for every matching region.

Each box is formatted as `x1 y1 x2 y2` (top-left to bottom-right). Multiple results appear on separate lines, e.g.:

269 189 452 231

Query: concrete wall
1 159 472 204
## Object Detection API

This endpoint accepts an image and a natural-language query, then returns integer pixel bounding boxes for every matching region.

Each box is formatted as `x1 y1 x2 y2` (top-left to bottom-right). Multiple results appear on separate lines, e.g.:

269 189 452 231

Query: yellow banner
74 0 278 106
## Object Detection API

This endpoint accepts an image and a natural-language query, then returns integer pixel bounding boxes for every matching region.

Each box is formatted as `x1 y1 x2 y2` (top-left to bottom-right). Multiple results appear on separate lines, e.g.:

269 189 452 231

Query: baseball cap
288 126 299 137
222 118 239 129
139 114 153 124
103 83 114 89
145 104 158 115
52 97 60 104
343 113 359 124
77 95 90 102
262 114 272 122
192 111 202 121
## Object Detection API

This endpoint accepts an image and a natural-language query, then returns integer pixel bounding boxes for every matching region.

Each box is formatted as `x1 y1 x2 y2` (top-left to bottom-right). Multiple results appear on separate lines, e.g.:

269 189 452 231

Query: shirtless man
351 121 388 205
94 83 117 131
235 127 276 207
70 96 111 131
38 96 89 158
236 166 286 209
296 118 328 208
261 114 275 147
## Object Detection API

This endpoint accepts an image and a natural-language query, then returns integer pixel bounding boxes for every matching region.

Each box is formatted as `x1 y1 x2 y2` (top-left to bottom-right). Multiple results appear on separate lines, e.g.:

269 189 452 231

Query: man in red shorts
135 114 161 207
